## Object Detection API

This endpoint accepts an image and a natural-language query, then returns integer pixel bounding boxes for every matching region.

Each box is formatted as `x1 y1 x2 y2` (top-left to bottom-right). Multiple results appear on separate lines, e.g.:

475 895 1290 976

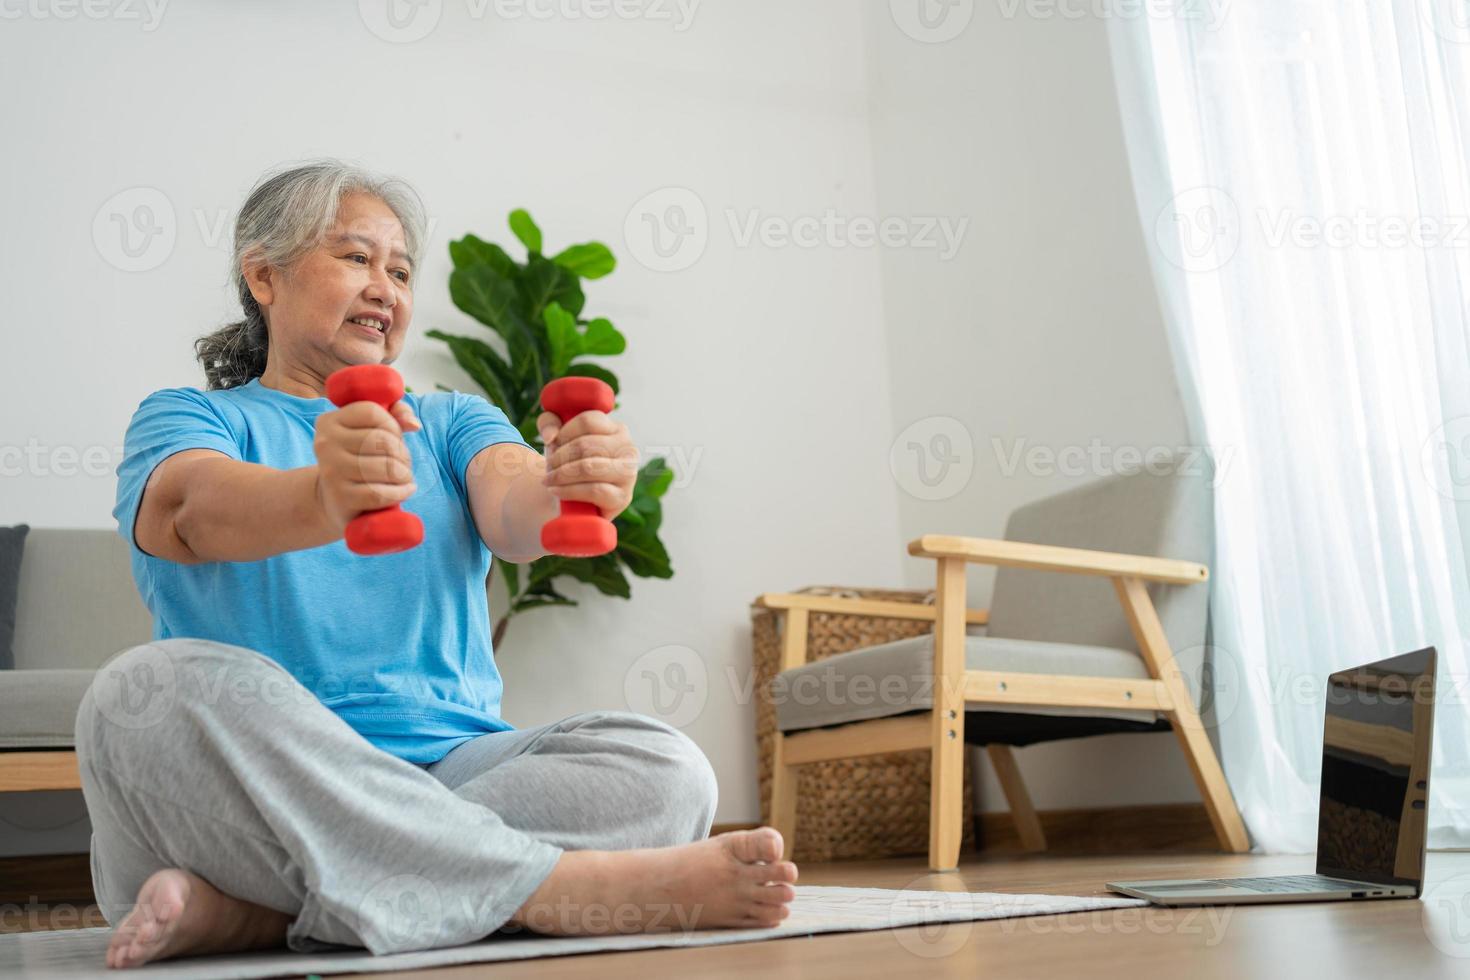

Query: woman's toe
751 882 796 904
725 828 778 865
750 905 788 927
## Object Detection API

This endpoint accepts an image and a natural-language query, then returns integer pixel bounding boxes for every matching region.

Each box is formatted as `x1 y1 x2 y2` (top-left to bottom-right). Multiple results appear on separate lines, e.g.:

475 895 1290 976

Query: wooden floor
9 850 1470 977
352 850 1470 980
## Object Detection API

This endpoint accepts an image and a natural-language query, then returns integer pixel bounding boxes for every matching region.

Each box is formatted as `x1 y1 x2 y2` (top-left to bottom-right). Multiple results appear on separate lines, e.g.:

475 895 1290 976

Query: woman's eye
347 253 409 284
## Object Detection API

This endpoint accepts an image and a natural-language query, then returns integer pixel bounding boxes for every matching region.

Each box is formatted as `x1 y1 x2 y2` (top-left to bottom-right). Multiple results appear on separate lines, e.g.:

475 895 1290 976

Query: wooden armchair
757 465 1249 871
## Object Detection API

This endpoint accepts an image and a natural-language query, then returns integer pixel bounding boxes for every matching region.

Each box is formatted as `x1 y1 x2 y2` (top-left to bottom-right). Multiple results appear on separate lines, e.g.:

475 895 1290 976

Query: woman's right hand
312 400 422 536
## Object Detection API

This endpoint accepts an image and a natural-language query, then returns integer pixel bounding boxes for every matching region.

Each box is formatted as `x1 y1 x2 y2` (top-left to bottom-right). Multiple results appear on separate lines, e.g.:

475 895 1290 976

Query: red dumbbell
325 364 425 556
540 377 618 557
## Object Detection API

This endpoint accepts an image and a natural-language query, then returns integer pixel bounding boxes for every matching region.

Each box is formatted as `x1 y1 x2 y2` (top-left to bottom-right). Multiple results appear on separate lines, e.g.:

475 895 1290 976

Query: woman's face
247 191 415 381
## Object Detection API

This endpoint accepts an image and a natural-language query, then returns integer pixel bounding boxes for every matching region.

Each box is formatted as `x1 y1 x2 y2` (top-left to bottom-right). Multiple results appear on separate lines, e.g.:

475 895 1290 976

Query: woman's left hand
538 410 639 520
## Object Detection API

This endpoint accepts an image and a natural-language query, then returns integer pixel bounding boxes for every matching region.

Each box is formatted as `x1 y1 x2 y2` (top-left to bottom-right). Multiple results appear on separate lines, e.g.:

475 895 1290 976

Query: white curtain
1109 2 1470 852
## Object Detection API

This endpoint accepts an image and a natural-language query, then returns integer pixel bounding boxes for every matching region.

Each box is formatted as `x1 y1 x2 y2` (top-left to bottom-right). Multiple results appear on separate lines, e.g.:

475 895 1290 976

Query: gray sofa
0 529 153 790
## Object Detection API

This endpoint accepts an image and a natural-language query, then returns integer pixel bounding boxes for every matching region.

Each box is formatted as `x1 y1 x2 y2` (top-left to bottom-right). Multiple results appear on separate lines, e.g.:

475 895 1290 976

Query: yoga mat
0 885 1146 979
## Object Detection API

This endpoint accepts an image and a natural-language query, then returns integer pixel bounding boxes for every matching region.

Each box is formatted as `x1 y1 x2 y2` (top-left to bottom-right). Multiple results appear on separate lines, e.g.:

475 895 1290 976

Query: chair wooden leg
929 722 965 872
929 557 968 872
769 730 798 861
1114 576 1250 852
986 744 1047 852
769 606 810 862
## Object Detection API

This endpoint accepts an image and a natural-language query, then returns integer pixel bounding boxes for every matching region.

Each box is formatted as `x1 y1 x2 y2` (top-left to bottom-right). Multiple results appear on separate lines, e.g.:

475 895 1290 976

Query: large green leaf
513 594 578 613
496 557 520 599
616 458 671 529
555 553 632 599
552 242 616 279
449 234 515 276
617 458 673 531
637 457 674 499
449 264 544 382
508 209 543 254
526 556 566 588
513 355 544 389
544 305 627 375
616 488 654 529
617 522 673 578
543 302 580 376
425 329 521 417
521 255 586 319
579 318 626 357
516 571 579 611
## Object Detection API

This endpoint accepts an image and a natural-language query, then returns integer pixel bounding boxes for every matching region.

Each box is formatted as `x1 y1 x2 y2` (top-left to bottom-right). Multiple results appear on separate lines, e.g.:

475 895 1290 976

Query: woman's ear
242 249 275 308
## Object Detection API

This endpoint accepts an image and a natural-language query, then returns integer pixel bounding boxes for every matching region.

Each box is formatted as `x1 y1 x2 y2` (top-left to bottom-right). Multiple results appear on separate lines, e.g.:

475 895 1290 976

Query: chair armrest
906 535 1208 585
753 592 989 626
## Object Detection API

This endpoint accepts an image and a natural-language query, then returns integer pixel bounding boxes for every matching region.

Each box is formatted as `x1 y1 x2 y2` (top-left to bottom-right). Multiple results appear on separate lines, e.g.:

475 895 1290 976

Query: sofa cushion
12 528 154 671
0 668 94 748
0 524 28 670
773 634 1157 734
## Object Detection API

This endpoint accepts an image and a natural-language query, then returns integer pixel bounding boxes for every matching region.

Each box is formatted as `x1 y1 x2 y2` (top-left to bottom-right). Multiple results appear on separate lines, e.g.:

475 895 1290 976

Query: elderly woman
77 160 797 969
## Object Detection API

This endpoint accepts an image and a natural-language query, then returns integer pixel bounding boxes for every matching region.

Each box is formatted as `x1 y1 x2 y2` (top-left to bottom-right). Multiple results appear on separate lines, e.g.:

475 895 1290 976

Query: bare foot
511 826 799 935
105 868 292 970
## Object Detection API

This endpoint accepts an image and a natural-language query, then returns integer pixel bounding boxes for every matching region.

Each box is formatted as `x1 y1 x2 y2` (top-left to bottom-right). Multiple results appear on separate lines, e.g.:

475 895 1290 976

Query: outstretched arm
465 410 638 563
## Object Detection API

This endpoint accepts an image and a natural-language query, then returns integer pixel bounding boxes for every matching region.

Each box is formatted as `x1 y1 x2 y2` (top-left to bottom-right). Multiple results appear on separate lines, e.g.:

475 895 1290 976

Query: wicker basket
751 586 976 862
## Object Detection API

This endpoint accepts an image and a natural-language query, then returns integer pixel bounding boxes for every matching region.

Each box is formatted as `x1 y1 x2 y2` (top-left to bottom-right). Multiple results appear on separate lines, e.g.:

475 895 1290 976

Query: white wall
864 4 1201 812
0 0 904 854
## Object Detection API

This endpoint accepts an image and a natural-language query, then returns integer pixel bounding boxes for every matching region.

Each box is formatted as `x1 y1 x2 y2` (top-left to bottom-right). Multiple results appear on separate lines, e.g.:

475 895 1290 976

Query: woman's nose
364 266 397 305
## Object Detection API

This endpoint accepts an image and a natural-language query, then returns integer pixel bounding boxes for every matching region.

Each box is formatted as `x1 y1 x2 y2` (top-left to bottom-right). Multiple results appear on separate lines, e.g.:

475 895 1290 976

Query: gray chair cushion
0 668 95 748
987 459 1214 708
774 634 1157 734
0 524 27 669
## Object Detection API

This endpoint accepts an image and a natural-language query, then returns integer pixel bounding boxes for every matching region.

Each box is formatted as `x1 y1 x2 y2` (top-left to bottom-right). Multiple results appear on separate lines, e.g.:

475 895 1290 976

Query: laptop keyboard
1205 875 1366 894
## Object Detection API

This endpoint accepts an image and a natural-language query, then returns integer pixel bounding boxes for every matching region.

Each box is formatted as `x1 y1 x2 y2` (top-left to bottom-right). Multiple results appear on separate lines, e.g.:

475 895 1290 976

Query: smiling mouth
346 317 388 338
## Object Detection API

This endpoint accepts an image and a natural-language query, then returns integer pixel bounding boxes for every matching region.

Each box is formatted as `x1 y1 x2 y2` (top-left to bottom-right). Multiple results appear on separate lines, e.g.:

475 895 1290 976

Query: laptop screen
1314 647 1436 889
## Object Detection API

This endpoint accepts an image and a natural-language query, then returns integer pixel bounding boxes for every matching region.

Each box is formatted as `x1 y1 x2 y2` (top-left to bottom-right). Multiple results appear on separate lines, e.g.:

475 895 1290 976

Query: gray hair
194 159 428 390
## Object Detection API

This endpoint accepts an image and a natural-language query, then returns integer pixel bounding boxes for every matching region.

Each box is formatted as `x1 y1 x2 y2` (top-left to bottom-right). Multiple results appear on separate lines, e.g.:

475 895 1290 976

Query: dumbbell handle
541 377 618 557
324 365 425 556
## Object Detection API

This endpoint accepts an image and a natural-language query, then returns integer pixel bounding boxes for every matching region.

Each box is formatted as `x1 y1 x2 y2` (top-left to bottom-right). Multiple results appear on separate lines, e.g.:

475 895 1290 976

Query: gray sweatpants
73 638 719 954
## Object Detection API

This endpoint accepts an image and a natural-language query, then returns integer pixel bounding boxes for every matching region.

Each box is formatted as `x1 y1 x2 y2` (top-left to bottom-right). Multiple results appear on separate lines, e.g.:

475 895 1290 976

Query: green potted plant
429 210 674 647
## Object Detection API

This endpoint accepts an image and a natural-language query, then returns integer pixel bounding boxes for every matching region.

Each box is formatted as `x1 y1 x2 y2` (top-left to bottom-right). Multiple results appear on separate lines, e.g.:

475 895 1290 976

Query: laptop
1108 646 1436 906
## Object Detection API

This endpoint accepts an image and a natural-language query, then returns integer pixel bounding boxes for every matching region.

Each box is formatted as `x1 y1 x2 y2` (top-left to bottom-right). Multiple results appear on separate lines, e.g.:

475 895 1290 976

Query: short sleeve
446 392 530 499
113 388 243 550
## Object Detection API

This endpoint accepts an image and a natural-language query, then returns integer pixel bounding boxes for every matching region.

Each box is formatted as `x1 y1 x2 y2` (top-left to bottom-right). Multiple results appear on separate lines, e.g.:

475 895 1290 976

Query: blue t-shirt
113 376 529 764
